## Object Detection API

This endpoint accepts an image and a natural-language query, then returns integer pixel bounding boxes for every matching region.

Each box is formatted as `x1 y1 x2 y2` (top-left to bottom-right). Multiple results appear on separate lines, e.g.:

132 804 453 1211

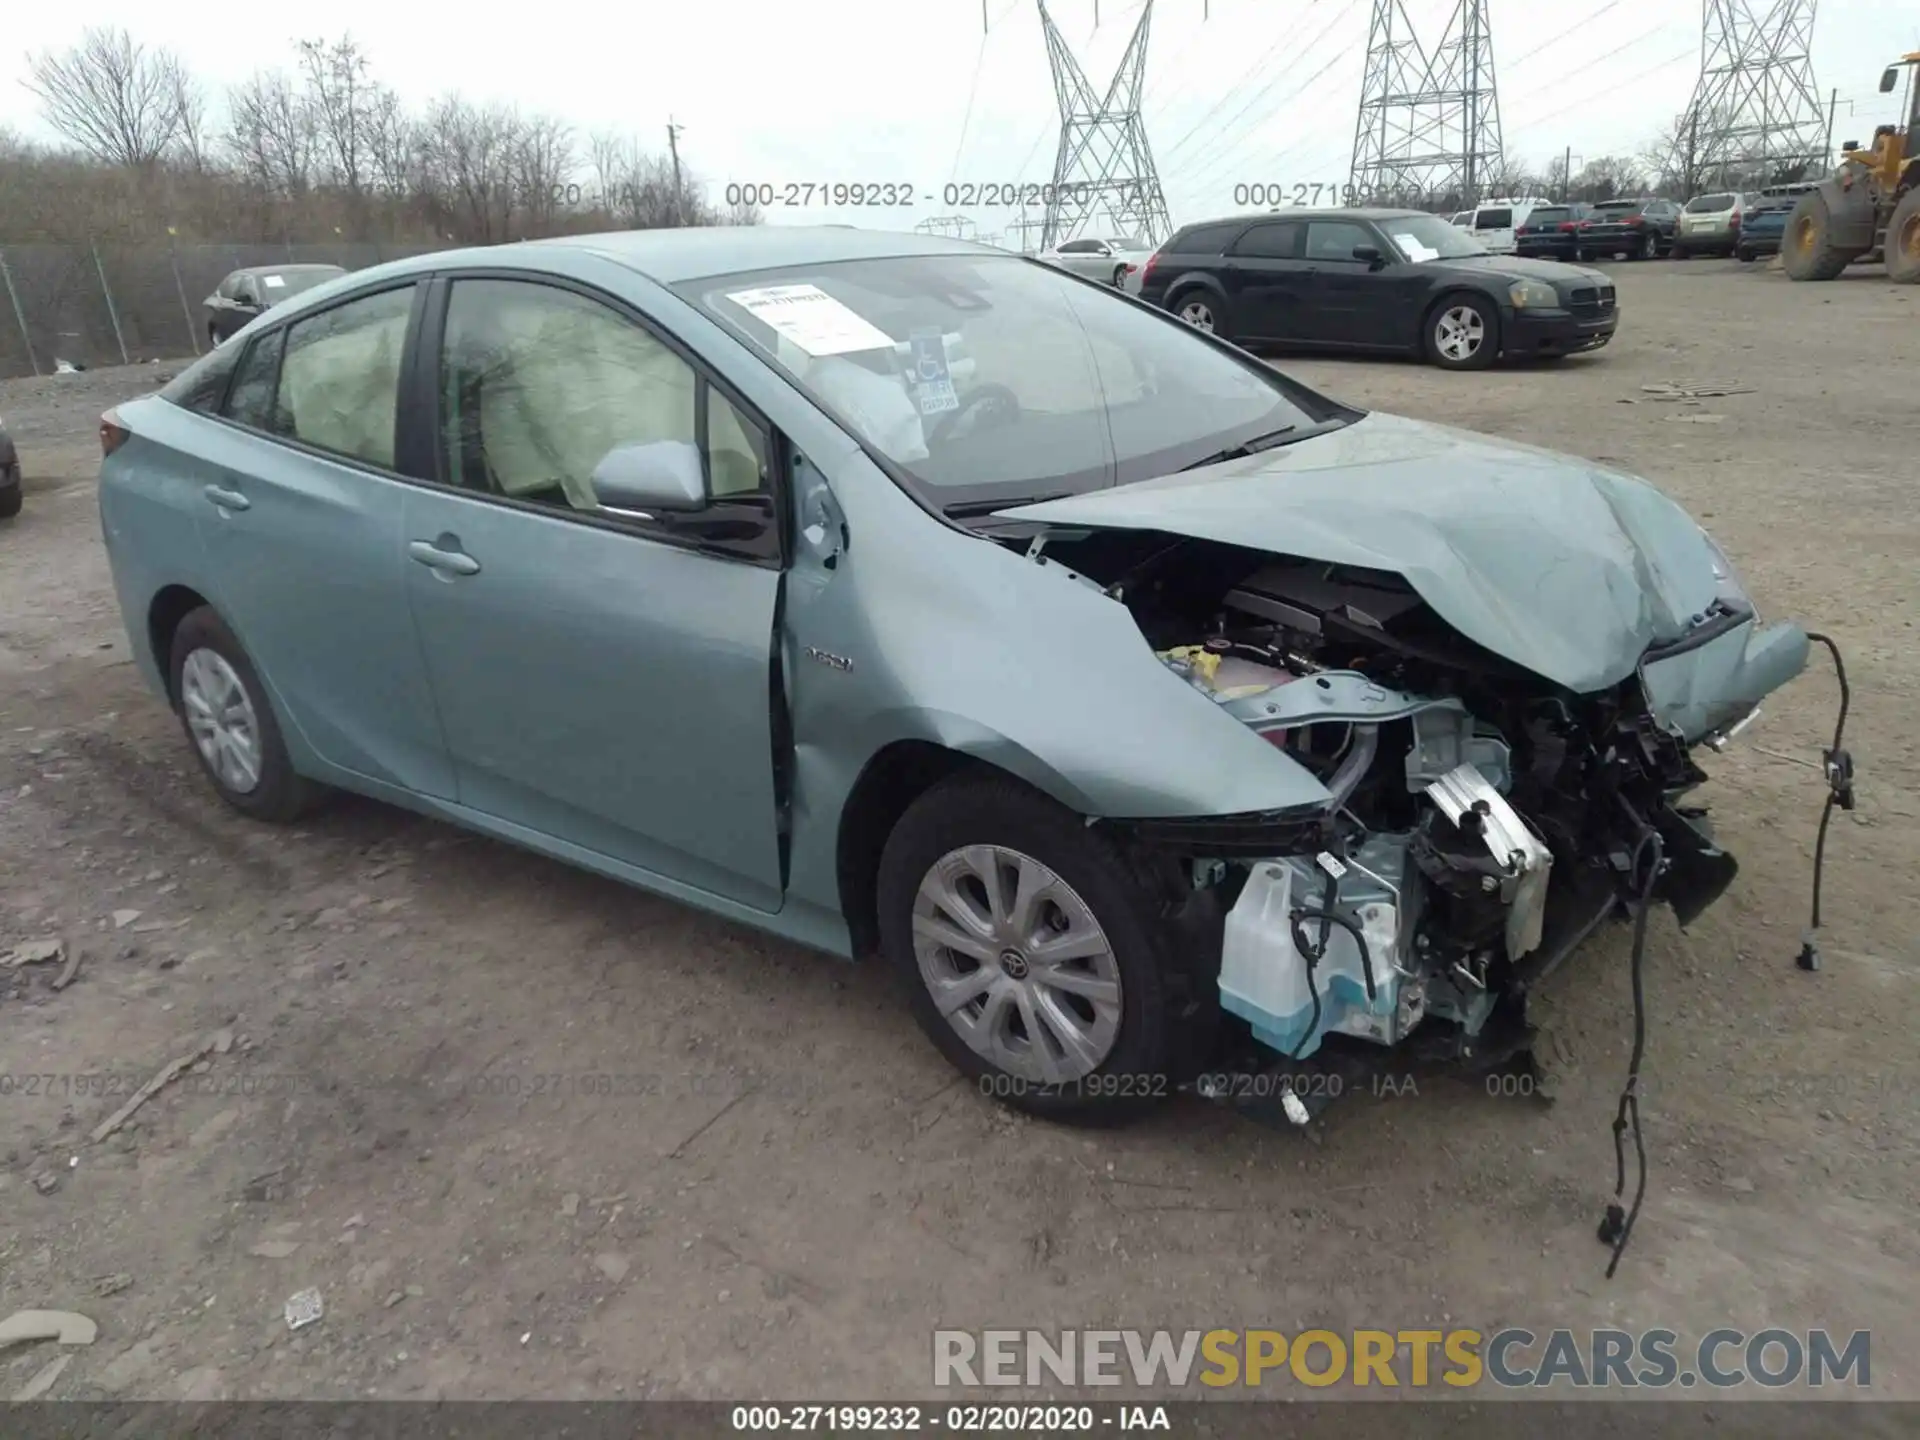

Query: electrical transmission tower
1349 0 1504 209
1677 0 1826 186
1038 0 1174 248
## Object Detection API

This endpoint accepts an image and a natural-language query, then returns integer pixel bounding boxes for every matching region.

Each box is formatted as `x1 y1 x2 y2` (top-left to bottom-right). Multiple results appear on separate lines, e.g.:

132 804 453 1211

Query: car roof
515 225 994 283
236 263 345 275
1179 208 1431 229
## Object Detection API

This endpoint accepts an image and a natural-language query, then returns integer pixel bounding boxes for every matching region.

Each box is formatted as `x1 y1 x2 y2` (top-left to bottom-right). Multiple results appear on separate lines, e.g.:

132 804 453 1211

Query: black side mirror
1842 140 1860 152
1879 65 1899 94
1351 244 1384 268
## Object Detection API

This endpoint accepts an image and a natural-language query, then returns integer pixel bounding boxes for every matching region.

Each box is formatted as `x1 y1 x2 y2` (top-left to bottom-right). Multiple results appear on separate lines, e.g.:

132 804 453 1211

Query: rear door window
277 285 415 470
1229 222 1300 259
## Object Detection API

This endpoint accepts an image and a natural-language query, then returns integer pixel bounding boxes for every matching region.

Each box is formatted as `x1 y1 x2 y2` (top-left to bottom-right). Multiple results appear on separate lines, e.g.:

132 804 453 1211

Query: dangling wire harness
1796 633 1855 973
1597 822 1665 1279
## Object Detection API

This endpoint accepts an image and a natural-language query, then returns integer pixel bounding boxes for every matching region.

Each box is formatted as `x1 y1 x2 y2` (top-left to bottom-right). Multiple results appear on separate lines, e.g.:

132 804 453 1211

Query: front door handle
408 540 480 576
203 484 250 512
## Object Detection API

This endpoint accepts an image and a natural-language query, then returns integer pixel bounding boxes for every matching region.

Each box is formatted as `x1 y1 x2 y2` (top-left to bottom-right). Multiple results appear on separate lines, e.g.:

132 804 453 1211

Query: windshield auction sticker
725 283 895 356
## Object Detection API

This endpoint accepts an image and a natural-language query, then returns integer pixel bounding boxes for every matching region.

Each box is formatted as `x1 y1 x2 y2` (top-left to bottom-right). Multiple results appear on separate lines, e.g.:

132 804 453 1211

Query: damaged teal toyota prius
96 227 1852 1271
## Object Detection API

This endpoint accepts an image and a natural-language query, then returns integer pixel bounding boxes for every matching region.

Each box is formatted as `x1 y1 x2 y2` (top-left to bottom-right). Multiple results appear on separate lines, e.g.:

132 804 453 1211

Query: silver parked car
97 227 1830 1140
1036 235 1155 290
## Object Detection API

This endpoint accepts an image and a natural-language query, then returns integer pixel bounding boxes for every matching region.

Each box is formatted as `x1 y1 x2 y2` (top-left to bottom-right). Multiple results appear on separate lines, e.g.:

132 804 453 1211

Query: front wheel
1111 265 1129 288
168 606 321 823
877 775 1185 1123
1736 247 1755 263
1425 293 1498 370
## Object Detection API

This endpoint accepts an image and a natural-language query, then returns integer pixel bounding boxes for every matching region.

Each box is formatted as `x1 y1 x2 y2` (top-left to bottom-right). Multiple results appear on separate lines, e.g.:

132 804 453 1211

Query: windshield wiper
942 491 1070 519
1177 424 1300 472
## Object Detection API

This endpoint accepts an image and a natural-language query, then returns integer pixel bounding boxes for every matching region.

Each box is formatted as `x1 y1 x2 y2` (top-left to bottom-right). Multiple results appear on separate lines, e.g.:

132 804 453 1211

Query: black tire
1781 191 1856 281
1111 265 1128 288
0 483 20 520
1423 291 1499 371
1887 189 1920 284
1736 247 1755 263
1672 244 1691 261
877 774 1186 1124
167 606 321 823
1168 287 1231 340
208 322 221 348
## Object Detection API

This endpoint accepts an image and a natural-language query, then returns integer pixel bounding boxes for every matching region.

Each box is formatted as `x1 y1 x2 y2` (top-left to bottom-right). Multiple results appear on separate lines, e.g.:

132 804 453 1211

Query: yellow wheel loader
1784 53 1920 283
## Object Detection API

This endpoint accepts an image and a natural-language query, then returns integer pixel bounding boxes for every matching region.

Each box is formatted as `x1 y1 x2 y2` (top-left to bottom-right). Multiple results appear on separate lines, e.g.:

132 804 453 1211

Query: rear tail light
100 408 129 458
1559 221 1578 231
1139 253 1161 288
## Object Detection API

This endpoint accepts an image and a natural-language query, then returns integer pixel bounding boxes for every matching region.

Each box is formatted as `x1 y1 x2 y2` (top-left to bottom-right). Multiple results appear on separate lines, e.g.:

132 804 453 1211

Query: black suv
1137 208 1617 370
1575 197 1681 261
1515 203 1592 259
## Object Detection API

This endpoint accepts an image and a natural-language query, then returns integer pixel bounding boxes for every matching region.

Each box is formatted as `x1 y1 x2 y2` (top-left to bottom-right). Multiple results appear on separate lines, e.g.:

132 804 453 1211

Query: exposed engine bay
1012 526 1794 1092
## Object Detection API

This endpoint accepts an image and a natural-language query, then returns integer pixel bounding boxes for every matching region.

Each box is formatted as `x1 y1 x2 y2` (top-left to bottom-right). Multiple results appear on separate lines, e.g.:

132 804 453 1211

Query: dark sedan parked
1515 203 1592 259
203 264 346 345
1139 208 1618 370
1575 197 1681 261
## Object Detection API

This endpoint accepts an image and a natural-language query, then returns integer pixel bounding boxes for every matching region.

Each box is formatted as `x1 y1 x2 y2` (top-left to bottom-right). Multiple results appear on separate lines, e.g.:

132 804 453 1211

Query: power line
1504 0 1625 70
1501 18 1689 112
950 32 992 185
1158 1 1331 163
1170 1 1359 177
1177 15 1362 193
1509 45 1698 133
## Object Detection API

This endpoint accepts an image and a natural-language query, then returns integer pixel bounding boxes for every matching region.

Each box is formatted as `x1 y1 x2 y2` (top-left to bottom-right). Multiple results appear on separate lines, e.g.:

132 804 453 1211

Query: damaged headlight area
1095 551 1762 1102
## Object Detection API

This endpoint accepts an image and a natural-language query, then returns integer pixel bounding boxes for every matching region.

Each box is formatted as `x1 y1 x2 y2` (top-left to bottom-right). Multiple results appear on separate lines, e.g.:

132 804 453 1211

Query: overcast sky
7 0 1918 238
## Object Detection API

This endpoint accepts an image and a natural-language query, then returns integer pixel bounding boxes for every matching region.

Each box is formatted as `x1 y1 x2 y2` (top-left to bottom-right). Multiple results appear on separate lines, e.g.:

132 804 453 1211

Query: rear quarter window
160 342 243 414
1168 222 1243 255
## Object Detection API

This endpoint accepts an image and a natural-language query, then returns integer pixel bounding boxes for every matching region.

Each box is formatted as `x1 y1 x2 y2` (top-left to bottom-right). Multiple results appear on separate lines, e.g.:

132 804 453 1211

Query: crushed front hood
998 412 1726 694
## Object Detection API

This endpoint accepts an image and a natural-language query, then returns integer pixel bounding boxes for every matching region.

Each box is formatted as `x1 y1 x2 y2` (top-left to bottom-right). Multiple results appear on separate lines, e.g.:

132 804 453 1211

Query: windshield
1379 215 1488 262
1686 193 1736 213
680 254 1340 509
1109 237 1148 250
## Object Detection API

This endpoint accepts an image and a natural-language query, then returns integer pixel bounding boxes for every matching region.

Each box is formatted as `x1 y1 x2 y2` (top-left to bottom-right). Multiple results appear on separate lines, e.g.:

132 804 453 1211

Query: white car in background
1037 236 1155 292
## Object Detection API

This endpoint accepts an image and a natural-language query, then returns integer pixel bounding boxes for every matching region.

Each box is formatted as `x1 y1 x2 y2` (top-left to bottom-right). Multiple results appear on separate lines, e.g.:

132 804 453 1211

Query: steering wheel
927 383 1023 445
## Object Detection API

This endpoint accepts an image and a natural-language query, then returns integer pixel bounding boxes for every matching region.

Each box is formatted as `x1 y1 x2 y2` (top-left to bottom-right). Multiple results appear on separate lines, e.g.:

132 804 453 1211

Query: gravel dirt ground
1 258 1915 1406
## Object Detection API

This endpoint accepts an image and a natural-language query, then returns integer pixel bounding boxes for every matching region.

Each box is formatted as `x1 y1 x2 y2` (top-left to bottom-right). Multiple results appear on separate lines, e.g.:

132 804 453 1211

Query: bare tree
297 36 377 201
363 86 416 201
226 71 318 197
1568 156 1648 204
24 27 188 168
511 113 575 231
416 95 523 242
163 56 212 173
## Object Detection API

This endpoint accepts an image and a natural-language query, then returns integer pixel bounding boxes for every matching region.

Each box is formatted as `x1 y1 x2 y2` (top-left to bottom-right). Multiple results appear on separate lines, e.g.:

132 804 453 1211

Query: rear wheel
1672 244 1691 260
168 606 321 823
1781 191 1857 281
1736 246 1755 263
1887 189 1920 284
877 775 1185 1124
1110 265 1128 288
1424 292 1498 370
1170 288 1230 339
0 484 20 520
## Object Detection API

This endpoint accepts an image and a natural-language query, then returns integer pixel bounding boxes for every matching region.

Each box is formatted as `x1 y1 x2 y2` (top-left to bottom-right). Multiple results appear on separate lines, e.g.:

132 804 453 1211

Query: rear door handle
203 484 250 512
408 540 480 576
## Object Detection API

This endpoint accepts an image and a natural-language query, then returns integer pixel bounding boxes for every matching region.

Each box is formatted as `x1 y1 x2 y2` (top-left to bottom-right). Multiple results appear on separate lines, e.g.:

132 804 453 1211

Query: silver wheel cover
1434 304 1486 362
911 844 1123 1084
181 647 263 794
1179 299 1215 331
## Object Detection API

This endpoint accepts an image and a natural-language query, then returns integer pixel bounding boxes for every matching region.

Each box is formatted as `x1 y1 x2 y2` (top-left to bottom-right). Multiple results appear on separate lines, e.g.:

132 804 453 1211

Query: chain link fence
0 239 450 379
